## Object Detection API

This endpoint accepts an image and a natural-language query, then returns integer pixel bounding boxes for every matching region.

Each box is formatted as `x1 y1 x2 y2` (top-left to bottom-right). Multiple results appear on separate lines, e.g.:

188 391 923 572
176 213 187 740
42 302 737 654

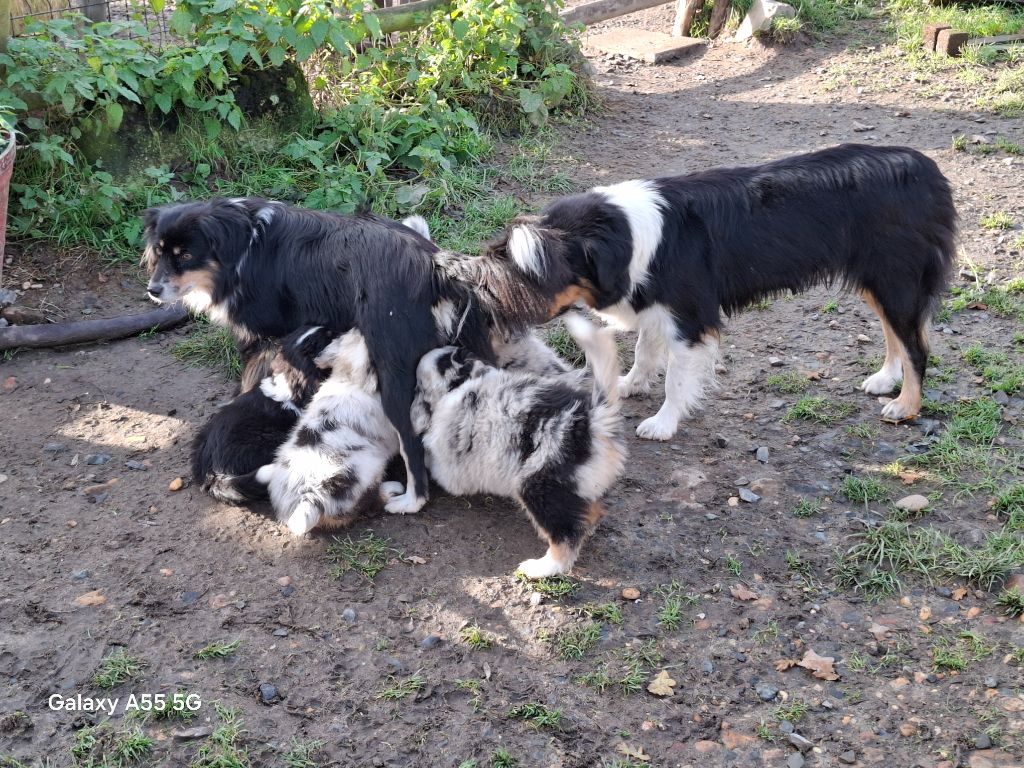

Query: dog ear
195 200 257 269
142 206 163 234
583 238 629 298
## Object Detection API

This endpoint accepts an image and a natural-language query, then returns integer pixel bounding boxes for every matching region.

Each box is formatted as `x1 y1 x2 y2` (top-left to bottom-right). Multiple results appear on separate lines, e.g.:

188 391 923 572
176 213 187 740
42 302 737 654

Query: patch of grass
961 344 1024 395
191 704 248 768
172 318 242 380
552 622 602 661
378 673 425 701
491 749 519 768
756 721 778 742
655 581 697 631
774 698 809 723
981 213 1015 231
932 638 968 672
282 739 324 768
521 574 579 599
325 531 393 581
766 371 809 394
578 641 662 695
580 602 624 625
454 679 485 712
93 650 145 690
753 619 780 644
195 639 241 660
909 398 1005 493
845 423 879 440
952 134 968 152
785 550 813 580
544 324 586 367
72 723 155 767
792 498 821 518
507 702 563 730
459 624 494 650
995 485 1024 529
785 396 856 425
840 475 890 505
725 554 742 576
427 192 521 253
749 297 774 310
822 298 839 314
143 691 197 723
986 68 1024 117
995 136 1022 155
1015 234 1024 252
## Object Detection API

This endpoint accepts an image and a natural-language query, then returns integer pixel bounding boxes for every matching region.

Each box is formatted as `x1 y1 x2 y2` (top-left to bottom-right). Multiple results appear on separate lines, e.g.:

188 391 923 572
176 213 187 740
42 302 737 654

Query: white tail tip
401 215 431 241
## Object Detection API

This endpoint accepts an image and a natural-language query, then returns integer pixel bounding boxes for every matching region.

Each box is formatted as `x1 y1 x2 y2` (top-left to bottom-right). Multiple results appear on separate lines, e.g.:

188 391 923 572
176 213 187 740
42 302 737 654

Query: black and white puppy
487 144 958 439
256 329 404 535
413 314 625 578
191 325 335 503
142 200 519 516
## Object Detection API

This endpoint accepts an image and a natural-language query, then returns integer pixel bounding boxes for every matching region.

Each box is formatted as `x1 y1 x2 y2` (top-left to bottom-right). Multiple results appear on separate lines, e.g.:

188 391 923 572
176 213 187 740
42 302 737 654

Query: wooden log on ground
673 0 705 37
562 0 673 26
707 0 732 38
0 303 189 350
373 0 448 33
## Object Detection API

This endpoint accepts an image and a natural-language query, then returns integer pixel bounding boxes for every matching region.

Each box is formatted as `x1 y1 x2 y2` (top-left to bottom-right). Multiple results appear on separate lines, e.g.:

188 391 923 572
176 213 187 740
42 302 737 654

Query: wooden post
707 0 731 38
561 0 673 26
672 0 704 36
0 0 10 54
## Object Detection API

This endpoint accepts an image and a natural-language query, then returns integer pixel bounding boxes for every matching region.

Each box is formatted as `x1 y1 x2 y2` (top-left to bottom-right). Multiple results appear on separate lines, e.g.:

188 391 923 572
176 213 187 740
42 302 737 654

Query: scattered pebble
168 477 185 492
983 676 998 689
856 333 871 343
159 568 174 577
715 435 729 448
419 635 443 650
787 753 805 768
974 732 992 750
768 357 783 367
529 592 543 606
788 733 814 752
3 376 17 393
280 585 295 597
173 726 214 740
71 569 91 581
85 453 111 466
621 587 641 600
342 608 357 623
755 682 778 701
259 683 279 704
738 487 760 503
779 720 794 734
839 751 857 765
42 442 67 454
700 660 714 675
895 494 929 513
181 591 201 605
125 460 149 471
755 447 769 463
277 576 292 587
273 628 289 637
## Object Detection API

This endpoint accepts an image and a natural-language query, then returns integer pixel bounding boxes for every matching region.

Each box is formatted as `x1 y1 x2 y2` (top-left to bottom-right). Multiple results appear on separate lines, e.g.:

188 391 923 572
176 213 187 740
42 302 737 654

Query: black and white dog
486 144 958 439
143 202 549 515
191 325 335 503
413 314 625 578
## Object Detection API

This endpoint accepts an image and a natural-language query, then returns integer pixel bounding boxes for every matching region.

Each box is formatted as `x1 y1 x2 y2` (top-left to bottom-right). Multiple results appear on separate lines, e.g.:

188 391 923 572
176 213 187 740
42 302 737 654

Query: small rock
277 576 292 587
85 453 111 466
529 592 543 606
173 726 215 740
755 447 769 463
384 657 404 674
755 682 779 701
787 753 805 768
125 460 148 471
853 122 876 132
273 628 289 637
788 733 813 752
738 487 760 503
899 722 918 737
168 477 184 492
983 676 998 689
0 288 18 307
839 751 857 765
342 608 357 622
993 390 1009 405
974 733 992 750
43 442 67 454
895 494 929 513
2 376 16 392
715 435 729 448
280 585 295 597
779 720 794 734
419 635 443 650
258 683 279 704
71 569 91 581
856 334 871 343
181 591 201 605
159 568 174 577
768 357 784 367
622 587 641 600
700 660 714 675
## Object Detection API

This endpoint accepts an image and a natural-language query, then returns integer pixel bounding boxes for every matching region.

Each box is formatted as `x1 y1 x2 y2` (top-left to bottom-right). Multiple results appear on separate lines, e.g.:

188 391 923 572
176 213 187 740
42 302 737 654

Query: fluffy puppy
413 314 625 578
487 144 958 439
191 326 334 503
256 330 404 535
143 200 546 516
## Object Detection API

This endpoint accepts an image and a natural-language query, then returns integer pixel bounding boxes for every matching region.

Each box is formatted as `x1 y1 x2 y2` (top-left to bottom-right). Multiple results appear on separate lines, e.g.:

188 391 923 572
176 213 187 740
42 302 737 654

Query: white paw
517 555 566 579
881 398 917 423
384 491 427 515
636 414 678 441
285 501 319 536
380 481 405 500
860 370 902 395
618 374 651 399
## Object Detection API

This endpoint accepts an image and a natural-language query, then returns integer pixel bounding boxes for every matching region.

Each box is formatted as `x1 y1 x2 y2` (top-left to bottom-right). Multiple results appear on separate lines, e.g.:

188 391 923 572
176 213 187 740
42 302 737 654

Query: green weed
521 574 579 599
459 624 494 650
785 396 856 425
325 531 393 581
282 739 324 768
766 371 808 394
172 319 242 380
191 704 248 768
981 212 1014 230
552 622 601 661
378 674 425 701
508 702 563 729
93 651 145 690
655 581 697 631
840 475 890 505
544 324 586 367
195 640 241 660
792 498 822 518
491 749 519 768
580 602 624 625
774 698 809 723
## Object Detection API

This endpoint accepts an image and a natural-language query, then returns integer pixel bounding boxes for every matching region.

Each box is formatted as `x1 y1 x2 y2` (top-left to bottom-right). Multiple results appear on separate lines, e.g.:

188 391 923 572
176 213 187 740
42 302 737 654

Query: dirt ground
2 12 1024 768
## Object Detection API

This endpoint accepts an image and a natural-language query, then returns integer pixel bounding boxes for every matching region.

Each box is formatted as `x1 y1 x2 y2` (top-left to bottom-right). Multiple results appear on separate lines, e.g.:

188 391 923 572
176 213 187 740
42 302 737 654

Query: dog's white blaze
593 179 666 290
295 325 324 347
507 223 544 277
260 373 295 404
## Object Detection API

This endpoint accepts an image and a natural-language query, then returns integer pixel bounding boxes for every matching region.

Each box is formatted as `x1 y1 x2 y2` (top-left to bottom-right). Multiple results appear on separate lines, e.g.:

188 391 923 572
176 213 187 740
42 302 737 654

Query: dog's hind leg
861 288 928 422
859 291 904 395
517 486 603 579
636 331 718 441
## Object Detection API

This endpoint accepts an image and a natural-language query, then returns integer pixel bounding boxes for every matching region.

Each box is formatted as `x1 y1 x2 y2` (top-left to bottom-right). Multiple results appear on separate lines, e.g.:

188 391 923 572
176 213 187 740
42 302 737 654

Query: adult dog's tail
564 313 619 409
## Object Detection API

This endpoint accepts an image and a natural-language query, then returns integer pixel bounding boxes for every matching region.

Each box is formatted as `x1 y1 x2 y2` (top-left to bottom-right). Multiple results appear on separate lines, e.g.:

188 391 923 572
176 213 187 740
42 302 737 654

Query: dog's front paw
380 481 406 500
517 555 566 579
636 414 678 441
384 491 427 515
284 501 319 536
880 398 918 423
618 374 651 399
860 371 901 395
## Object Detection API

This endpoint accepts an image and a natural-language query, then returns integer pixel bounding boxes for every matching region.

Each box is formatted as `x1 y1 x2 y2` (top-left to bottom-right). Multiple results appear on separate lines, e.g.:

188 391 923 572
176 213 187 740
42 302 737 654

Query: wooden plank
970 32 1024 45
585 27 702 63
562 0 674 26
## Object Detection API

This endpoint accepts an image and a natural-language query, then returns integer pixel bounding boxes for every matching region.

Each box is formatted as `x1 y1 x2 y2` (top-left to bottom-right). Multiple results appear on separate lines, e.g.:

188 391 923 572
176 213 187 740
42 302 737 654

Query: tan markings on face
158 239 165 248
173 246 182 256
548 282 597 318
166 262 219 297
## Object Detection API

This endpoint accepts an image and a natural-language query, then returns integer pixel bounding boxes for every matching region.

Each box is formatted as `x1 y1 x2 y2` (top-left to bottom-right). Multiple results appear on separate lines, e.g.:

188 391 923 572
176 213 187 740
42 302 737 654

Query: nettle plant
0 0 585 256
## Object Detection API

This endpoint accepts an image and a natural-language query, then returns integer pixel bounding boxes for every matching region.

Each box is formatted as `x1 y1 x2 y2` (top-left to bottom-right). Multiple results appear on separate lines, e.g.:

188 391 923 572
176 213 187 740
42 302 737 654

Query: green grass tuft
378 674 425 701
459 624 494 650
93 650 145 690
784 396 856 425
840 475 890 505
325 531 394 581
508 702 563 729
172 319 242 380
195 639 242 660
520 574 579 599
766 371 808 394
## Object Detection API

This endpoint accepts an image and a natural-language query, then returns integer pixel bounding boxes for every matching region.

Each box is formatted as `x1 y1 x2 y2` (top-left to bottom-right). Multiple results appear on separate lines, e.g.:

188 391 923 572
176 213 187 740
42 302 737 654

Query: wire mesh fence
9 0 173 42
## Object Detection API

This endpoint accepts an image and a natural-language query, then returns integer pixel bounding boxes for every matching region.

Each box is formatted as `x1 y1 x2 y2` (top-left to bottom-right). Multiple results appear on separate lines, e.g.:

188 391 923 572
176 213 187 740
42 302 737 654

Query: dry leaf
615 743 651 762
168 477 184 492
406 555 427 564
730 584 758 601
775 658 798 672
806 371 823 381
898 469 926 485
798 649 840 681
647 670 676 697
952 587 969 601
918 605 932 621
868 622 890 641
74 590 107 607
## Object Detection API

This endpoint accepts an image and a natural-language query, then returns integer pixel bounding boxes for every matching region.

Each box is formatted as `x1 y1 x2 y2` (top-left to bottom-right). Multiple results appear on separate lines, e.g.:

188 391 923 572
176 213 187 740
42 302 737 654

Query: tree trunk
707 0 731 38
673 0 705 37
0 304 189 350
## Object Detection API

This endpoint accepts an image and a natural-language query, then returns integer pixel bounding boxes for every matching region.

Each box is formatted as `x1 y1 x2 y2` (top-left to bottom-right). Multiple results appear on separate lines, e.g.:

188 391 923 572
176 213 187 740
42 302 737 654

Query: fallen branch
0 303 189 350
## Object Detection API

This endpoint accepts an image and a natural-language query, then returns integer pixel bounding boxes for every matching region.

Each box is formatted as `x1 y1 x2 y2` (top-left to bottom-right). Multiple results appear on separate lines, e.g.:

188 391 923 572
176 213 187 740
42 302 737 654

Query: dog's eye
180 252 193 261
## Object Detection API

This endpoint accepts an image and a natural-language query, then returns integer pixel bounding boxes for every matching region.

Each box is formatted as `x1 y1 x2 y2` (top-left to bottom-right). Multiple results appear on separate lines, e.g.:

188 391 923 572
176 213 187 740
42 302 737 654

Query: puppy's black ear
584 239 628 298
196 200 256 269
142 206 162 234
